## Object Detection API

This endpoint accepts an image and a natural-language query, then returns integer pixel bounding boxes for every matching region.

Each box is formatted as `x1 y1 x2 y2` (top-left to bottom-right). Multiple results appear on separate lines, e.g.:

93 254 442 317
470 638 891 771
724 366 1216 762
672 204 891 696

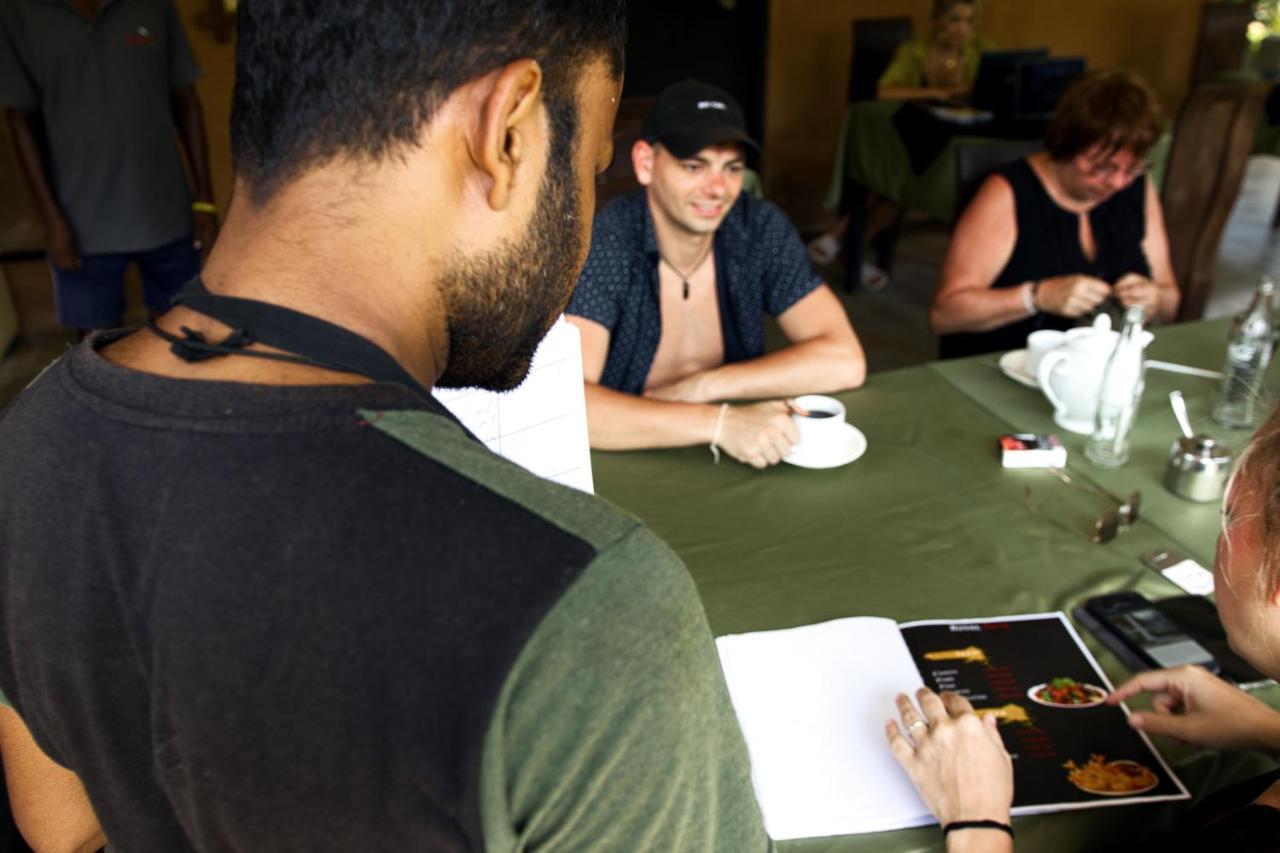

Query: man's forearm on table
584 382 718 450
693 338 865 401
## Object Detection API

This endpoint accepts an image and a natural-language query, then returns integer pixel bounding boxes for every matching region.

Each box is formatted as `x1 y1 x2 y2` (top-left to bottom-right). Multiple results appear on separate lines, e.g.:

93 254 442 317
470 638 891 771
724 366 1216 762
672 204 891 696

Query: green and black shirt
0 337 770 851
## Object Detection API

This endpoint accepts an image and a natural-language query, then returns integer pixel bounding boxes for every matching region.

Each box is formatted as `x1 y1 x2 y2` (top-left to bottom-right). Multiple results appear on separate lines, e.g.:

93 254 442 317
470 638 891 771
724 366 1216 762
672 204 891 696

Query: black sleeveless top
938 158 1150 359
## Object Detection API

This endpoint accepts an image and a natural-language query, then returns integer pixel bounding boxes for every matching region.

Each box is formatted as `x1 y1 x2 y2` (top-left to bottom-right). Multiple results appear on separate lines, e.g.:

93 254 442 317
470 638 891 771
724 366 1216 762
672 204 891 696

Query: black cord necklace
659 241 714 300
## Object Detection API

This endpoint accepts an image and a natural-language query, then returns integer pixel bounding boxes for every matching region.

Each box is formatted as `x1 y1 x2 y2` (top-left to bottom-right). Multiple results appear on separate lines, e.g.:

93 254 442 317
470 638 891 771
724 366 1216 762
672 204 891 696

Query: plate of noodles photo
1064 755 1159 796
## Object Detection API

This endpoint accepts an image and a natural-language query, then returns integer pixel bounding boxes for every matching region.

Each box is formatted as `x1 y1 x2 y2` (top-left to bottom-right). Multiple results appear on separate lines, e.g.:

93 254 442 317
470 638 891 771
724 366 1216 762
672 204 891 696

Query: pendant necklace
659 241 714 300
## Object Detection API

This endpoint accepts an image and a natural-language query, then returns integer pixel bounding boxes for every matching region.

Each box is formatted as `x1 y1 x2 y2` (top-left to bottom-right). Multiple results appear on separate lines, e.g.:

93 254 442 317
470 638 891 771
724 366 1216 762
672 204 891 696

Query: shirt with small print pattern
567 190 824 394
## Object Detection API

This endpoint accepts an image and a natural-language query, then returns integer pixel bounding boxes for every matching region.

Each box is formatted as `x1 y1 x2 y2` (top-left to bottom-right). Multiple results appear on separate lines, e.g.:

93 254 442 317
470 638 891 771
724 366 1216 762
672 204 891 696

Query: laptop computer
1015 57 1087 121
970 48 1049 117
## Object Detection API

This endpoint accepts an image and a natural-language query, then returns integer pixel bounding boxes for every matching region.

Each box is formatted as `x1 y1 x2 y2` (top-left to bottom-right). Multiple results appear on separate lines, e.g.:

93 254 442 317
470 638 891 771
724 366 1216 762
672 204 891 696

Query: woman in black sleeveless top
931 70 1180 359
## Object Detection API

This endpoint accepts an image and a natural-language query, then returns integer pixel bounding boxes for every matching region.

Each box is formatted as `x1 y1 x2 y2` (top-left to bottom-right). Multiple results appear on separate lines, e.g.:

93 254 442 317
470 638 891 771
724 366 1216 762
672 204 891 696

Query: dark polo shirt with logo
0 0 200 253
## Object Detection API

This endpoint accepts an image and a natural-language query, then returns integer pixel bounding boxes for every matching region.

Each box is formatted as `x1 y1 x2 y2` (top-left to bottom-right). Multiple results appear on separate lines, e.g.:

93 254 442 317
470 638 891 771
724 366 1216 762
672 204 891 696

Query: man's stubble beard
436 101 583 392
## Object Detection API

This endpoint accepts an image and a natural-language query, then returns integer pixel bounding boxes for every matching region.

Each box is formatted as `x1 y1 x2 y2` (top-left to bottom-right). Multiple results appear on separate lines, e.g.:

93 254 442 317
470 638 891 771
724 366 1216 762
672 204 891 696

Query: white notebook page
433 317 594 493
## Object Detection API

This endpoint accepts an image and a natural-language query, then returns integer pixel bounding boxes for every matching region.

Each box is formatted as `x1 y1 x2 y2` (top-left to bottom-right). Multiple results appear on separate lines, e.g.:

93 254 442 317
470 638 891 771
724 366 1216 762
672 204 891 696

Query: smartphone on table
1076 591 1220 674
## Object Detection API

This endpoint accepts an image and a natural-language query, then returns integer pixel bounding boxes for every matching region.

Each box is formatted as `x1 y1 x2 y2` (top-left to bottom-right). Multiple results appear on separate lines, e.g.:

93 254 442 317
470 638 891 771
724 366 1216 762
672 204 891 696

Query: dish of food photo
923 645 989 666
1027 677 1107 708
1064 755 1158 796
973 703 1033 726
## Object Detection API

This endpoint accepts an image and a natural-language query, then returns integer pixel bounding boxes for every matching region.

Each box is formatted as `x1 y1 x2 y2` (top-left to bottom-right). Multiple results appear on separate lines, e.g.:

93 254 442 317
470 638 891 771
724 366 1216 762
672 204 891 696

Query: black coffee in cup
804 410 838 419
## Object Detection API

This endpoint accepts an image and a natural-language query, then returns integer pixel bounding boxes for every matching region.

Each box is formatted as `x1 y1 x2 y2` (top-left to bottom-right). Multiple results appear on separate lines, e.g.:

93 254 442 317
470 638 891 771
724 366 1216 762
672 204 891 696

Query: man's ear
474 59 544 211
632 139 655 187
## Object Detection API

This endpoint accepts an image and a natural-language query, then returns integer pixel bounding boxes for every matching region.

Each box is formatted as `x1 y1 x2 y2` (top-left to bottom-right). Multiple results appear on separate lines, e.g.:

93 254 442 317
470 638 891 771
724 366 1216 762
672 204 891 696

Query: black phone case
1153 595 1271 686
1075 595 1268 685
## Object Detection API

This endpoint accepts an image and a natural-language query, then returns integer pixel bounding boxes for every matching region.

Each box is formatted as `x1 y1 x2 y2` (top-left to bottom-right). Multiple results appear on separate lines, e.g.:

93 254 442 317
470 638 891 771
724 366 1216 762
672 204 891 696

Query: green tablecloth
823 100 976 223
590 317 1278 852
929 320 1247 570
824 100 1171 224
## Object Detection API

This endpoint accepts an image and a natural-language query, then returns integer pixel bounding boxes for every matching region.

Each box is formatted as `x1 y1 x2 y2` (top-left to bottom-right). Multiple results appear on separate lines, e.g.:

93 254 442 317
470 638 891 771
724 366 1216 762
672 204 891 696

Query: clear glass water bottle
1212 277 1276 429
1085 305 1147 468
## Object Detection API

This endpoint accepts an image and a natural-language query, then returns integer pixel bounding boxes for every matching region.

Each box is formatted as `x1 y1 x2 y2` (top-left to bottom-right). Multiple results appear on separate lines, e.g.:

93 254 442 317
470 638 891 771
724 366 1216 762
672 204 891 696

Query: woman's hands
1109 665 1280 751
886 688 1014 842
1032 274 1111 318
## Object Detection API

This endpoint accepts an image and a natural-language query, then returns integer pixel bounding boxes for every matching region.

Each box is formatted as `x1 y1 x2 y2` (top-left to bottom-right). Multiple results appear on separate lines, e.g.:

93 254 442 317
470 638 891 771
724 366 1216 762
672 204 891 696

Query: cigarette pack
999 433 1067 469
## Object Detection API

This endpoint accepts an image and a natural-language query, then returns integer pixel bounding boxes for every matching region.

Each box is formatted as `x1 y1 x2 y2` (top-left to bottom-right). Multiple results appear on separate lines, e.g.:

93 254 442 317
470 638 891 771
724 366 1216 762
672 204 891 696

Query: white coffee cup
1026 330 1067 378
791 394 847 452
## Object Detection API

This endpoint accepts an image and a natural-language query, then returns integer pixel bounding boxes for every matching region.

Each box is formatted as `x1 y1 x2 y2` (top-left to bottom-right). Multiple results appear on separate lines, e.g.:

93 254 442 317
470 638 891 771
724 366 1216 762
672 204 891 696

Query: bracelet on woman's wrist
942 819 1014 839
1020 282 1035 316
708 402 728 465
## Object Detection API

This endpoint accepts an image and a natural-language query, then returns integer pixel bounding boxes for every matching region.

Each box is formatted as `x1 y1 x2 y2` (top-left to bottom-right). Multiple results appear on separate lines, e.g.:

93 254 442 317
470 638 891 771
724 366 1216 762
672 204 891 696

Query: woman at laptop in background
878 0 994 101
930 69 1179 359
808 0 993 283
887 404 1280 850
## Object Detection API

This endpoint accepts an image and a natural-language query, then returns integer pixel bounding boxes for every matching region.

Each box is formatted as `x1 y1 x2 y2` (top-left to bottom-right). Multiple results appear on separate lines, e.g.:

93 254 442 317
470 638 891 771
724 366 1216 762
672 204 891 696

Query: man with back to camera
566 80 867 469
0 2 777 849
0 0 218 336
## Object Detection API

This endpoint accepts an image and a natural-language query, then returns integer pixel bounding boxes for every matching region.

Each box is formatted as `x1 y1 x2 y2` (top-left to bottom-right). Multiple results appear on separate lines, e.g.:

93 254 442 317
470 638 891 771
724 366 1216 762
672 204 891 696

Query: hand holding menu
715 613 1188 841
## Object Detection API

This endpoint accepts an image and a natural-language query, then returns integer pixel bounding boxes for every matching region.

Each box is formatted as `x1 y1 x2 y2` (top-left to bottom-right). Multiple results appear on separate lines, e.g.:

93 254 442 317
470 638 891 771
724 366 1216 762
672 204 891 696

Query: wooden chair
839 17 913 290
1189 2 1255 85
848 17 913 103
594 97 655 212
954 140 1043 219
1268 83 1280 229
1160 81 1270 321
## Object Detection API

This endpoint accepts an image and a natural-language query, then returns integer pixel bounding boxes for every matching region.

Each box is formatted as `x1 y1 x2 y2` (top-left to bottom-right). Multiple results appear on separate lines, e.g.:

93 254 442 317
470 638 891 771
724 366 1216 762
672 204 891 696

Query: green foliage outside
1252 0 1280 41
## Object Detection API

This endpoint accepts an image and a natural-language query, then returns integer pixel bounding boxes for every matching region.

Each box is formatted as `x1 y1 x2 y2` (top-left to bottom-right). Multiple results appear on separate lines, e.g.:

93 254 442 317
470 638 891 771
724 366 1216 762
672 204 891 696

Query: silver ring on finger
907 719 929 735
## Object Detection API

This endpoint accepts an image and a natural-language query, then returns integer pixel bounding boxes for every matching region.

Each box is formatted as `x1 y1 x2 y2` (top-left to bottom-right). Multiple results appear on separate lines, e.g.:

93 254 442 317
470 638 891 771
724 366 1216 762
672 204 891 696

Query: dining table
589 316 1278 852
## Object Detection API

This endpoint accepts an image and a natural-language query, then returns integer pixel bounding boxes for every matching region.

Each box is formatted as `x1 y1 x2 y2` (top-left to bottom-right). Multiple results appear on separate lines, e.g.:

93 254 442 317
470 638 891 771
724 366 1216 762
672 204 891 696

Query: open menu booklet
715 613 1188 841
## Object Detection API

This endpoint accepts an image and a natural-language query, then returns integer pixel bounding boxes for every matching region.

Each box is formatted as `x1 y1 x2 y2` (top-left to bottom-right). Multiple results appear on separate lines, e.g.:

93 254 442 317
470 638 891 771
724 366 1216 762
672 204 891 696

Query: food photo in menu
715 611 1190 840
901 614 1185 806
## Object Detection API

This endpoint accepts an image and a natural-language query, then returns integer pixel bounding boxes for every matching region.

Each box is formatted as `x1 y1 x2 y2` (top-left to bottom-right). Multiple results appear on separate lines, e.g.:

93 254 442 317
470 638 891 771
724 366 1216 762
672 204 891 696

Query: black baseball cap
642 80 760 160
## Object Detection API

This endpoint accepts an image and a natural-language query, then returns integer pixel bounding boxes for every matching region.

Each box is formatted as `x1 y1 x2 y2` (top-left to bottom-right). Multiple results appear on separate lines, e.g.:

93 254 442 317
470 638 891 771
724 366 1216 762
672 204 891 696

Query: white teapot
1036 315 1154 434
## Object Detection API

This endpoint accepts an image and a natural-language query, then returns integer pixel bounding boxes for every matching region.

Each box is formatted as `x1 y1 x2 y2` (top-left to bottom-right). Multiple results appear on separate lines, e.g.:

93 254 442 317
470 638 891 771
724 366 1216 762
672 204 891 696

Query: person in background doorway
0 0 218 337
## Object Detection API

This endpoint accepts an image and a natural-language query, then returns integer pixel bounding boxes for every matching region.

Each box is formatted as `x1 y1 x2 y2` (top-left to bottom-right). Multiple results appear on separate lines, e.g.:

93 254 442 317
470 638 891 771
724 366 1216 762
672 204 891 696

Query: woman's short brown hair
932 0 977 20
1044 69 1163 162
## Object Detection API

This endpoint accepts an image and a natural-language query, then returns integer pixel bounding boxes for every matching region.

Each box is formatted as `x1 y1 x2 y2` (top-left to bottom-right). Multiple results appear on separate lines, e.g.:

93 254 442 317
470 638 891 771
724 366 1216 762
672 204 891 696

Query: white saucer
784 422 867 469
998 349 1039 388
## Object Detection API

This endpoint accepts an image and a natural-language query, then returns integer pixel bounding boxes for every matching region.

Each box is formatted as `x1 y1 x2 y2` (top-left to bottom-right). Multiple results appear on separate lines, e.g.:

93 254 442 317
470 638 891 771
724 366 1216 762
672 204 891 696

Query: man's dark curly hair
230 1 627 203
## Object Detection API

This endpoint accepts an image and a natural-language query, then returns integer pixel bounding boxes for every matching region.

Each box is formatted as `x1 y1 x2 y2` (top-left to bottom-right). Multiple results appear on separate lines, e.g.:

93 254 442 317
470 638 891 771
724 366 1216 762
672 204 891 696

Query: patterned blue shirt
567 190 824 394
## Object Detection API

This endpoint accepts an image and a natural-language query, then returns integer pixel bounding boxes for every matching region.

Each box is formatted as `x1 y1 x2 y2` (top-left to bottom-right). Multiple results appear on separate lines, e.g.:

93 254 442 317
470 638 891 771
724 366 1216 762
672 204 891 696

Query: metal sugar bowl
1163 436 1235 503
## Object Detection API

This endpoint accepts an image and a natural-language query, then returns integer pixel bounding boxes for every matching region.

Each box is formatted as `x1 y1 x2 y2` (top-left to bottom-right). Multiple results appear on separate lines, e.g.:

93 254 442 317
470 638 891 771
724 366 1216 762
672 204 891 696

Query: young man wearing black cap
566 80 866 469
